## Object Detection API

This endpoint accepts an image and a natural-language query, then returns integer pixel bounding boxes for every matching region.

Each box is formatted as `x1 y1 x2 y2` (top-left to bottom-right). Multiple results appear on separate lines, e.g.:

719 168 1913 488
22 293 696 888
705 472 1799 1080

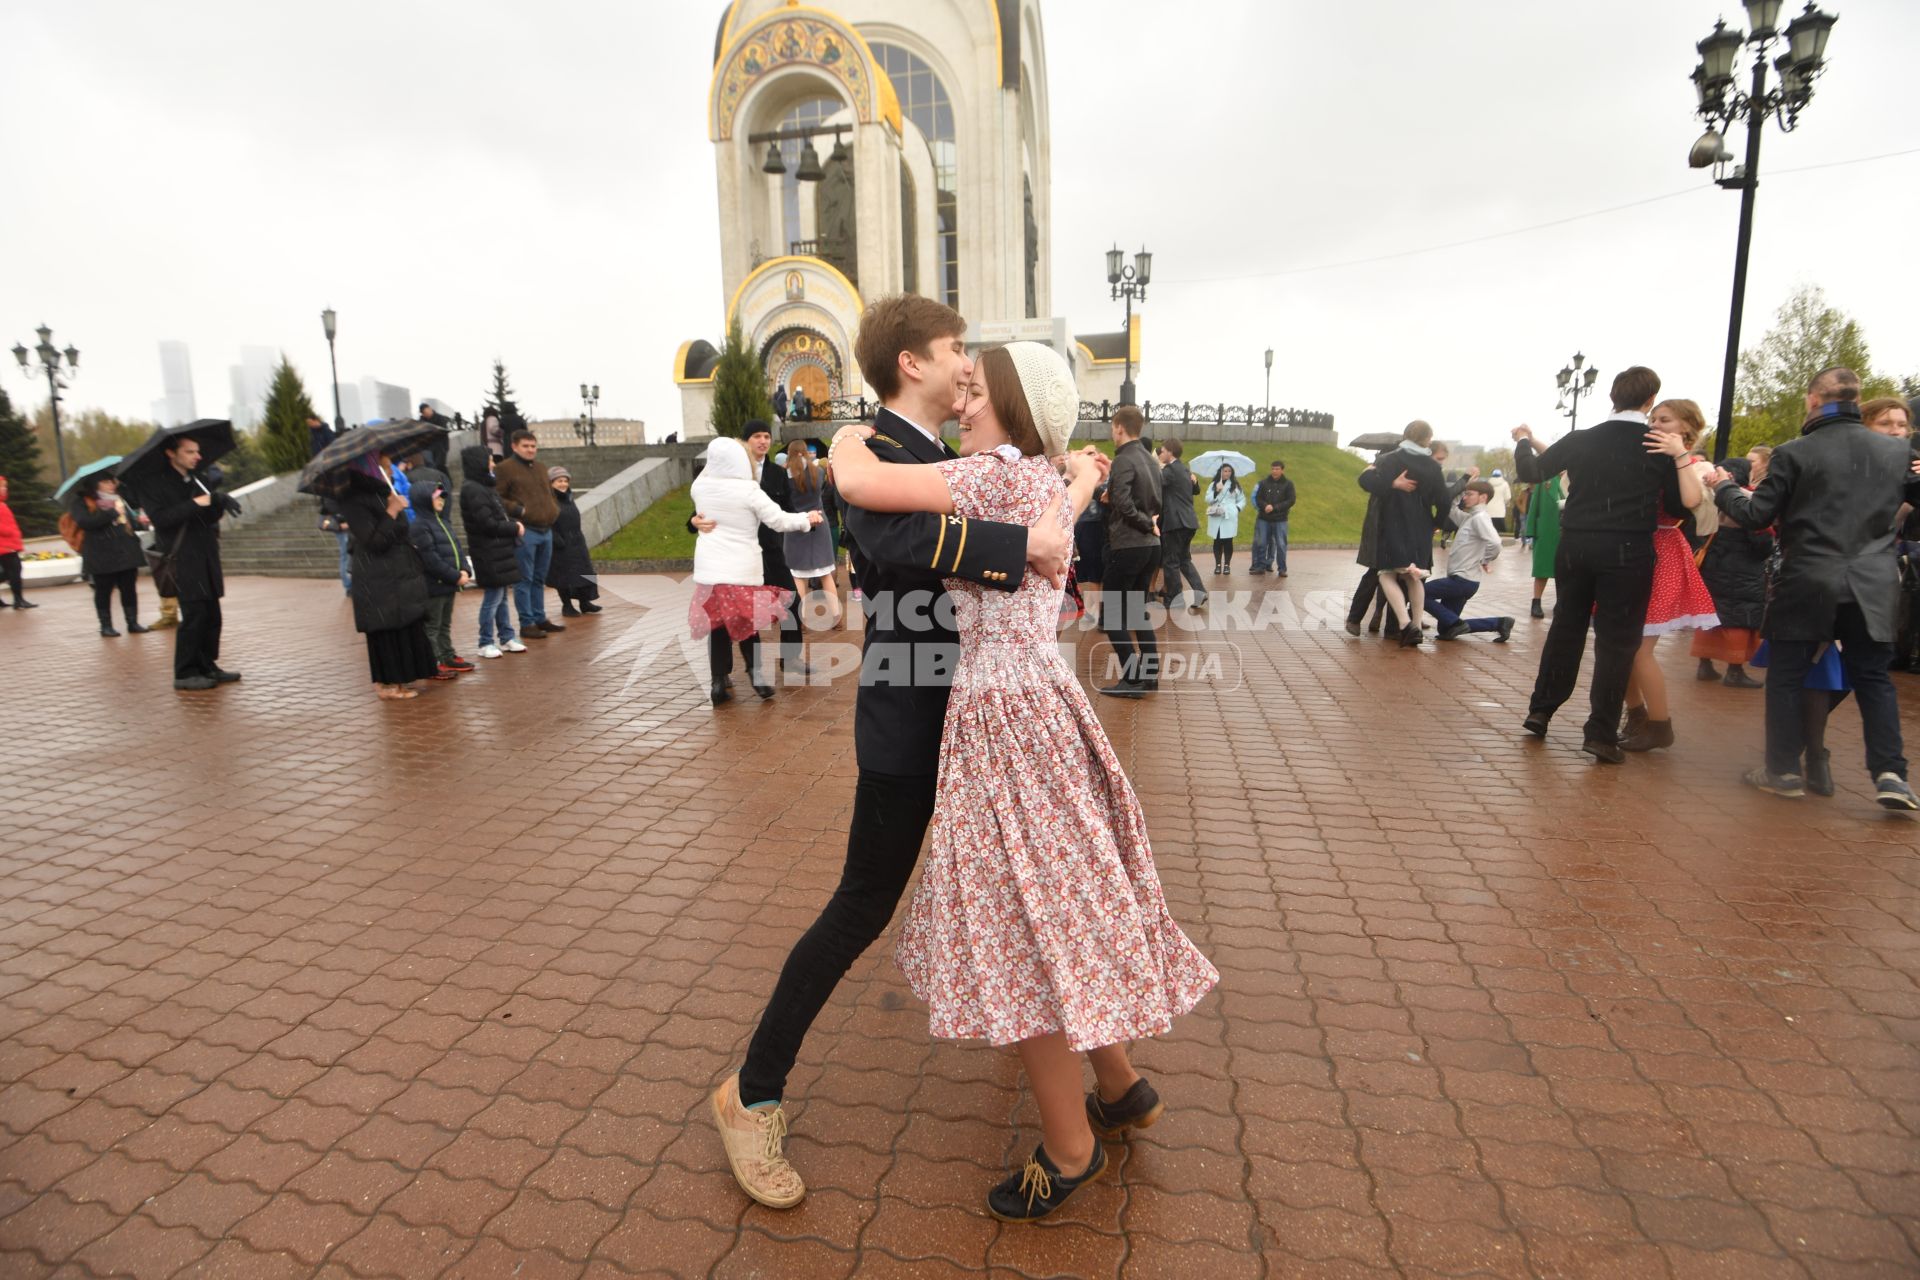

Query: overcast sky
4 0 1915 452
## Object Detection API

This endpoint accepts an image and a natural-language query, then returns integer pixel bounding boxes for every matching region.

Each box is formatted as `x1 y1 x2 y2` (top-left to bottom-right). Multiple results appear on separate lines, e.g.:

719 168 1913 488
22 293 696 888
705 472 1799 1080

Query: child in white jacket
690 436 820 703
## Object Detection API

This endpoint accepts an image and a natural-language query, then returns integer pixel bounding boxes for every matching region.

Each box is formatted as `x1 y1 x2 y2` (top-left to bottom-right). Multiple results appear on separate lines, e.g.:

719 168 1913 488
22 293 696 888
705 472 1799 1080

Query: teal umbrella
54 455 123 500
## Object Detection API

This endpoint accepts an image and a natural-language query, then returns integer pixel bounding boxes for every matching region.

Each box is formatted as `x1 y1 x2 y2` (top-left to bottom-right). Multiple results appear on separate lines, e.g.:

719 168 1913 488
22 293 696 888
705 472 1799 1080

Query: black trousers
1212 536 1234 567
92 568 139 625
174 597 223 679
1765 605 1908 780
0 552 22 604
708 628 761 684
779 590 803 665
1347 569 1379 626
739 769 939 1105
1160 528 1205 605
1528 530 1654 742
1102 543 1162 683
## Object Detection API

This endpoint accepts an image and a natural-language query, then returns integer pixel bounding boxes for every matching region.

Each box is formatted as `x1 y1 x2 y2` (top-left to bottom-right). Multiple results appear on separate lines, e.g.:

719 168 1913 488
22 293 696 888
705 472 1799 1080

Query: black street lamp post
1556 352 1600 430
10 325 80 482
578 383 600 448
321 308 344 432
1105 244 1151 406
1688 0 1838 460
1263 347 1274 428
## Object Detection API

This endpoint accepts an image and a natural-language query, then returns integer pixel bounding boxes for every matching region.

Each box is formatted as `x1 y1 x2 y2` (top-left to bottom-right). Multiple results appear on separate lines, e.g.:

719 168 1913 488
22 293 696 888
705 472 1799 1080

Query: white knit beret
1002 341 1079 457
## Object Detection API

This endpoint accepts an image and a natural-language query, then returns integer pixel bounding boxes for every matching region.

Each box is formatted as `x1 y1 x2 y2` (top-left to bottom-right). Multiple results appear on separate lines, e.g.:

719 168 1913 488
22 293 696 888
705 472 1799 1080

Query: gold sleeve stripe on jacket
949 517 968 573
931 515 948 570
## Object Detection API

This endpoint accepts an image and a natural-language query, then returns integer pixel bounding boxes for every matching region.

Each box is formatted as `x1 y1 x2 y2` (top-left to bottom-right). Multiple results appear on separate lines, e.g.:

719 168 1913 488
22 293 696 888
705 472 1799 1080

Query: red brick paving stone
383 1169 517 1237
590 1209 737 1276
229 1189 370 1265
859 1198 996 1269
51 1149 184 1216
486 1188 621 1261
328 1213 468 1279
714 1225 856 1278
0 1189 121 1264
986 1219 1125 1279
195 1133 324 1193
176 1240 319 1279
1123 1234 1265 1280
443 1237 584 1279
68 1212 214 1277
0 1134 103 1195
285 1149 415 1211
140 1170 270 1237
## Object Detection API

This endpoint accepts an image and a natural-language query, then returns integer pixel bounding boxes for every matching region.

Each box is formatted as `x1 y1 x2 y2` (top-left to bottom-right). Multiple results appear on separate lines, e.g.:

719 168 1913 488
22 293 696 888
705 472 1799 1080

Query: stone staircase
217 446 651 579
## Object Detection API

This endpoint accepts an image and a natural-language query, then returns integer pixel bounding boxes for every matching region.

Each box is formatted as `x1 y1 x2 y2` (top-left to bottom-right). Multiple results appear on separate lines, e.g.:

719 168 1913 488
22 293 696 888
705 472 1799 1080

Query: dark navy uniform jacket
839 408 1028 776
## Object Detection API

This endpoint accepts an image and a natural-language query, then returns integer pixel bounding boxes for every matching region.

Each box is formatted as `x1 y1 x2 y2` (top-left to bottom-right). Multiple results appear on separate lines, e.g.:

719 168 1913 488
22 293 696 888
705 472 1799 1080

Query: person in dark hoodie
68 474 151 637
459 444 526 659
408 482 474 677
339 464 437 699
544 466 601 616
401 447 451 525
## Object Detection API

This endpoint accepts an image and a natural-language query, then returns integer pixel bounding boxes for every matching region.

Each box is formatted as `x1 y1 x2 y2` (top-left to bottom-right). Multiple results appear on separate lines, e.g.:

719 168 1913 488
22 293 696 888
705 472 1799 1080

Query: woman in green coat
1526 473 1562 618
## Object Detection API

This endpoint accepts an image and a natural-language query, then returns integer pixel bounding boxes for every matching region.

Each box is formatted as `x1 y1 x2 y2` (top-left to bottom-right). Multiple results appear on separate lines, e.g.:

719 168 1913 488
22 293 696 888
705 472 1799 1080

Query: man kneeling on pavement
1425 480 1515 643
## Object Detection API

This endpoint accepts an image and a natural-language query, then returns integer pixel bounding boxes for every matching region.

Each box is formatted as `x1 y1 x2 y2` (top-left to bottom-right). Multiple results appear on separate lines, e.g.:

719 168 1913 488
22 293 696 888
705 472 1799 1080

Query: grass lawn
591 438 1370 559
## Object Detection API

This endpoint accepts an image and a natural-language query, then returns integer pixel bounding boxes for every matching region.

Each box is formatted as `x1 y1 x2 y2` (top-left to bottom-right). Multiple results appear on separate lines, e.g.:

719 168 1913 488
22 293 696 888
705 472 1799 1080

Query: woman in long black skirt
339 463 438 700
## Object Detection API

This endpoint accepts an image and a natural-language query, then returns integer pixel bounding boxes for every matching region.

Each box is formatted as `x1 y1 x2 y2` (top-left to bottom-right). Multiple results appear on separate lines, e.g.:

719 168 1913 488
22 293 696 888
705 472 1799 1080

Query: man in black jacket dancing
1512 367 1682 763
709 295 1072 1209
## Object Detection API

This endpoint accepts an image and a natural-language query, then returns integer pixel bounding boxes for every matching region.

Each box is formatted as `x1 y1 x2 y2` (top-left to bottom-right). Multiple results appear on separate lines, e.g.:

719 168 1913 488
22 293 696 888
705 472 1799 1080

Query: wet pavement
1 551 1916 1278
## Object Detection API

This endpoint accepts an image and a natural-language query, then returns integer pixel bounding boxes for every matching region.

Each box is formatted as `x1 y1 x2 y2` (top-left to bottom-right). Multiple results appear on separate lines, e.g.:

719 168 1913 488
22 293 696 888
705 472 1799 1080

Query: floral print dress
895 452 1218 1051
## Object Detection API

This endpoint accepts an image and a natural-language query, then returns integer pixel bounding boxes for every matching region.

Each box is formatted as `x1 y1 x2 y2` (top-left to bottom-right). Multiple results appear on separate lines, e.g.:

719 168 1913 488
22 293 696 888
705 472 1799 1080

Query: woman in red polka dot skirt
1622 399 1721 752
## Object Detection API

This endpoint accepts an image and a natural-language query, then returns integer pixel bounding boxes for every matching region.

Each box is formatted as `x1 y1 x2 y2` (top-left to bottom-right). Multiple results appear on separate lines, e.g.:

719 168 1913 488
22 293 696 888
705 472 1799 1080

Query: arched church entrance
762 326 844 415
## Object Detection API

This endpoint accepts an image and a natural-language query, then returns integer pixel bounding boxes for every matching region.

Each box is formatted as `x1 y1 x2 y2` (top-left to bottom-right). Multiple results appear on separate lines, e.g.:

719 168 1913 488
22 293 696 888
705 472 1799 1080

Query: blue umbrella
1189 449 1255 483
54 455 123 500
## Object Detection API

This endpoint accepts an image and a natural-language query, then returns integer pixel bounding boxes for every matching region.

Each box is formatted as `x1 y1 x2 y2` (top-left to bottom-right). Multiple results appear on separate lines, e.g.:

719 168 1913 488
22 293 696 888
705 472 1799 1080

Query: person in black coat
1712 367 1920 806
145 435 238 690
69 476 151 637
1512 367 1684 762
1356 421 1448 647
1690 457 1771 687
418 403 452 472
340 467 437 698
544 467 600 616
407 481 471 674
744 421 805 674
458 444 524 656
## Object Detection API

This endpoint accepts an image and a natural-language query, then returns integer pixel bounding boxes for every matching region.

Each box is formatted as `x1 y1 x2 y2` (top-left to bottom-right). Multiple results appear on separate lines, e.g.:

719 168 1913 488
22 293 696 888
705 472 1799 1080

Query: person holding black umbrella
339 459 437 699
145 436 239 691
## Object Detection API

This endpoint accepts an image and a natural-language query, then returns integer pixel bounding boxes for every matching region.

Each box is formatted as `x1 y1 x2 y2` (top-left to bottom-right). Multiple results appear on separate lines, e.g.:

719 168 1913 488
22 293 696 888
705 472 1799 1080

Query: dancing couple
709 294 1217 1221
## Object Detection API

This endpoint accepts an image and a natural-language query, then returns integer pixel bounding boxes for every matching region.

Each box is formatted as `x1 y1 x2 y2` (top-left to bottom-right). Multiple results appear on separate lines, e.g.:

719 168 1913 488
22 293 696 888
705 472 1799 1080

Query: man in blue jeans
1249 459 1295 575
1425 481 1516 642
1712 364 1920 809
493 430 565 637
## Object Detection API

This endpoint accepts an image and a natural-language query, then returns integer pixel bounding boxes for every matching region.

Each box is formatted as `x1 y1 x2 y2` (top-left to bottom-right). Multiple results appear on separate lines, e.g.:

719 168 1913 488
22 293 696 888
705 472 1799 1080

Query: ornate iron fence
797 397 1333 433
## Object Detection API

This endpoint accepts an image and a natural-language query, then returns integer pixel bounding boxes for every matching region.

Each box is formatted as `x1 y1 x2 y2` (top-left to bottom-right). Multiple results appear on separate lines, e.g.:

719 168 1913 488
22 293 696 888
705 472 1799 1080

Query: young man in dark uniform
709 294 1072 1209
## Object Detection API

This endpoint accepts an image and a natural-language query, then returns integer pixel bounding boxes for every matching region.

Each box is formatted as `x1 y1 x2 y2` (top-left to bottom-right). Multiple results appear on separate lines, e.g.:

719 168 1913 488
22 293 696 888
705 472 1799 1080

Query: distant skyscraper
337 384 364 427
154 341 197 427
227 346 277 431
359 377 410 423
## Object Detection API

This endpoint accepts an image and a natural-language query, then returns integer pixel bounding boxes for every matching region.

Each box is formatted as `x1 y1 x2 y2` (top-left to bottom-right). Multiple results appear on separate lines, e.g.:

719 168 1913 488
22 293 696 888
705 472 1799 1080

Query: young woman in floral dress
829 342 1218 1222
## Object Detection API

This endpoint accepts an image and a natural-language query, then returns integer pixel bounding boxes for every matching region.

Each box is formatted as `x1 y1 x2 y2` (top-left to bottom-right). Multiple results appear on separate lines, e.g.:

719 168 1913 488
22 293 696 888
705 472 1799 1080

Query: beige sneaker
711 1074 805 1209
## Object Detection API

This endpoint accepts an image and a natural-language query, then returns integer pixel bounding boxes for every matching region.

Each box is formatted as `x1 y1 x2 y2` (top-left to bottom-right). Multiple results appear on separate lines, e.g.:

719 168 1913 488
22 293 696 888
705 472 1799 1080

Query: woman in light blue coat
1205 464 1246 575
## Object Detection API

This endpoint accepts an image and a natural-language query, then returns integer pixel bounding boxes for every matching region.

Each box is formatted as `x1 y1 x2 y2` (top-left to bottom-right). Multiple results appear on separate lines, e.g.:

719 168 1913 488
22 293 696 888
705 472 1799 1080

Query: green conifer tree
0 386 57 535
484 358 529 435
256 355 320 475
708 318 773 438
